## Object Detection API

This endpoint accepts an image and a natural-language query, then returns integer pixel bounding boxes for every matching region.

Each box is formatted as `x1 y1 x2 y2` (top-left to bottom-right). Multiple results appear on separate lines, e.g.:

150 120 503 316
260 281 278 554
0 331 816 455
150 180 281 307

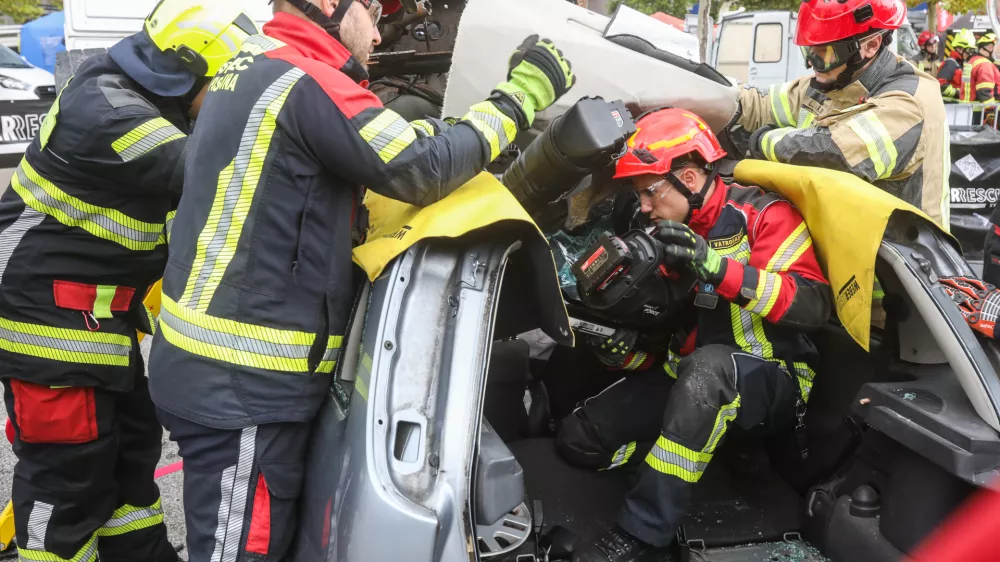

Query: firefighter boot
572 526 650 562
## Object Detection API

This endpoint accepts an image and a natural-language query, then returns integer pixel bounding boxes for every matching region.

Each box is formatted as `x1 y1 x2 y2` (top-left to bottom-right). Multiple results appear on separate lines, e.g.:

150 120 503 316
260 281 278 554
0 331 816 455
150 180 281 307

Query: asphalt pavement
0 169 190 557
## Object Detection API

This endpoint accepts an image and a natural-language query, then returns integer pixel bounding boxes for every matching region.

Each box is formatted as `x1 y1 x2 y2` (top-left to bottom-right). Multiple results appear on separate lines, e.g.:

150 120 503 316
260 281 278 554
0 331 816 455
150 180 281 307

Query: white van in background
711 10 921 89
63 0 273 50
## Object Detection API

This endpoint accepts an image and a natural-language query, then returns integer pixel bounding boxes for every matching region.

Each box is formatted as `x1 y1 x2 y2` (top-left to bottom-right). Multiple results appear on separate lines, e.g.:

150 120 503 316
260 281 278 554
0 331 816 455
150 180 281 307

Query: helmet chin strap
282 0 355 43
810 31 889 93
663 168 719 224
810 51 867 93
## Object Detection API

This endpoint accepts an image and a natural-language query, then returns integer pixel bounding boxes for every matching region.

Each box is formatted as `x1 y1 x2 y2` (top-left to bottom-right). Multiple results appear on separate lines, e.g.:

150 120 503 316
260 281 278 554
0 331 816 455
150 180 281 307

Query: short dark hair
669 153 710 173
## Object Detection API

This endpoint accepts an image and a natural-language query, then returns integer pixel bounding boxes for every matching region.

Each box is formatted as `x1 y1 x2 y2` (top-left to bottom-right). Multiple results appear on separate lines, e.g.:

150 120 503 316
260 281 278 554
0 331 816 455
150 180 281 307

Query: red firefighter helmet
796 0 906 47
918 30 939 47
614 108 727 180
381 0 402 16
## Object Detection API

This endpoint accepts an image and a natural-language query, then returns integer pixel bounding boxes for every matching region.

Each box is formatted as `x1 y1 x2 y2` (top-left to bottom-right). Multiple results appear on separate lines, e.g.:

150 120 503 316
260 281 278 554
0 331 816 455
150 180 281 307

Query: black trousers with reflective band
556 344 799 547
158 410 311 562
2 369 175 562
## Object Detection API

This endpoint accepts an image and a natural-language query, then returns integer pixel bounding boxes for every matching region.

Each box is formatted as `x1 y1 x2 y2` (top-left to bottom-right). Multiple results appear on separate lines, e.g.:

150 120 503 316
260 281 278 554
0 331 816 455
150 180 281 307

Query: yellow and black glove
493 35 575 129
586 329 651 371
655 220 727 286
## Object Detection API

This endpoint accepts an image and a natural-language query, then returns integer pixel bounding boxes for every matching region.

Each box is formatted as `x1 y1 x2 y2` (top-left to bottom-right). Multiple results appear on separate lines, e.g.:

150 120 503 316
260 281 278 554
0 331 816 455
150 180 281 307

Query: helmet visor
801 39 859 72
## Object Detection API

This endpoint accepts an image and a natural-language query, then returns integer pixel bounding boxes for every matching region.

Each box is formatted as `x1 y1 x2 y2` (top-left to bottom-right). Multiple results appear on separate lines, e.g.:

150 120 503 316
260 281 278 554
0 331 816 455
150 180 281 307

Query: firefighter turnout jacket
664 179 831 402
912 57 940 77
739 48 950 228
149 13 533 428
961 54 1000 102
938 56 962 101
0 53 184 390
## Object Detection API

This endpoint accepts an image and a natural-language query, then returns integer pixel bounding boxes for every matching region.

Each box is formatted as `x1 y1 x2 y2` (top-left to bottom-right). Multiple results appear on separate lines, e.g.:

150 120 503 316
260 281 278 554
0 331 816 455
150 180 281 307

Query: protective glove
654 220 726 285
718 102 749 161
940 276 1000 339
493 35 575 129
748 124 780 161
586 329 643 370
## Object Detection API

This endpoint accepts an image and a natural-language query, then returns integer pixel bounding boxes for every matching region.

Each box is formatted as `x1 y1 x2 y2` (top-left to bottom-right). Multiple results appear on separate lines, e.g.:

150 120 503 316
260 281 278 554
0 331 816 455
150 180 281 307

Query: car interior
470 234 996 561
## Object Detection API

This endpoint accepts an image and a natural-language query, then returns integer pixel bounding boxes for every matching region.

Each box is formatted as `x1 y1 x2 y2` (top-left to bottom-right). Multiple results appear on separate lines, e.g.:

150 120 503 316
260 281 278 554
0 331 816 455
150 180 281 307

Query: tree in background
921 0 985 37
610 0 691 18
0 0 44 24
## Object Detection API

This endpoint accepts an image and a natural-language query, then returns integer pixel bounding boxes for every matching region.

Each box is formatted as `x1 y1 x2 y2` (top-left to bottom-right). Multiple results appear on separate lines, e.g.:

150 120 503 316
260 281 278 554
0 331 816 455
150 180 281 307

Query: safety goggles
358 0 383 25
926 36 940 46
635 178 670 201
800 40 860 73
801 31 887 73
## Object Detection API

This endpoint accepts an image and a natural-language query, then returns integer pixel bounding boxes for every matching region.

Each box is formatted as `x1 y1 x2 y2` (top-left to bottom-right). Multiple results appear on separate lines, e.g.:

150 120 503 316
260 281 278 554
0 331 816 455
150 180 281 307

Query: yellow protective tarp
137 279 162 343
354 173 536 279
353 173 573 345
733 160 952 351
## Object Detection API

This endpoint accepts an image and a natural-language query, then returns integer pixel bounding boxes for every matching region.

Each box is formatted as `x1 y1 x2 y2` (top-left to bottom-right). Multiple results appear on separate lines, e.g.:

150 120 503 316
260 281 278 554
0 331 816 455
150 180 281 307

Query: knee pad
673 345 739 403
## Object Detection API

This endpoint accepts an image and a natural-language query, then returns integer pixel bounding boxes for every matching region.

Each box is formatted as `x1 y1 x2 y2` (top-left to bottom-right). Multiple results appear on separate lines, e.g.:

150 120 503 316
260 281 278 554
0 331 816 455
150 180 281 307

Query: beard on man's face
339 5 374 66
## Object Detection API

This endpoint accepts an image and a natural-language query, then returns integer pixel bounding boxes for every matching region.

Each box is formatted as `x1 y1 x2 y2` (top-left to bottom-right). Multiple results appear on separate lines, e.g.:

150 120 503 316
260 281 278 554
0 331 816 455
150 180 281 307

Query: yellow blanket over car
353 172 574 346
355 173 535 279
733 160 952 351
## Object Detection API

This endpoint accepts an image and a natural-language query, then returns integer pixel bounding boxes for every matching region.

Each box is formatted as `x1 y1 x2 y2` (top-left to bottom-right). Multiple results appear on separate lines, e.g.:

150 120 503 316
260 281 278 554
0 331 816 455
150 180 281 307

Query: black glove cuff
749 124 778 160
706 256 729 288
489 90 531 130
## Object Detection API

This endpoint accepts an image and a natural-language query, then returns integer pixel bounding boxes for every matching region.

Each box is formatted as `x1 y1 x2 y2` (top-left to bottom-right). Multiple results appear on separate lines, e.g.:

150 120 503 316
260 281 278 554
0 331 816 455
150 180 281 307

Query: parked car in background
0 45 54 102
0 44 54 167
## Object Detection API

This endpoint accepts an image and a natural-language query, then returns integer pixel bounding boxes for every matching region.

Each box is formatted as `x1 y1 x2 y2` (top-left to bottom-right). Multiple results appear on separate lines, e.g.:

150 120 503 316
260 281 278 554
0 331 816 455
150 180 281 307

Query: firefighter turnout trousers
556 344 800 547
157 410 310 562
3 369 175 562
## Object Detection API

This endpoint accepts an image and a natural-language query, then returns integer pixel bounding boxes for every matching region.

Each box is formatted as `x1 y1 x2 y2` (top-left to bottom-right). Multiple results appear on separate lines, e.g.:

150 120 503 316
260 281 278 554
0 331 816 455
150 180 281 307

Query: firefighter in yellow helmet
0 2 256 561
954 29 1000 102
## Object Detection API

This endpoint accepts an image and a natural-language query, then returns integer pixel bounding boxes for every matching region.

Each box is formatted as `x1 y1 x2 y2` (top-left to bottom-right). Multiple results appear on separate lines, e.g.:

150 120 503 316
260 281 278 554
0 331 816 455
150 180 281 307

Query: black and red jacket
677 178 832 370
150 13 525 428
0 52 186 390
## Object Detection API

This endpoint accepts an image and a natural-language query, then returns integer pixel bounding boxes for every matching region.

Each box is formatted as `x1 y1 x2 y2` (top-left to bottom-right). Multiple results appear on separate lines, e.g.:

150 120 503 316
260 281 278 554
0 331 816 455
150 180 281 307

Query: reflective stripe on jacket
960 55 1000 102
678 180 831 401
913 57 940 77
0 53 185 390
739 49 950 229
149 13 526 428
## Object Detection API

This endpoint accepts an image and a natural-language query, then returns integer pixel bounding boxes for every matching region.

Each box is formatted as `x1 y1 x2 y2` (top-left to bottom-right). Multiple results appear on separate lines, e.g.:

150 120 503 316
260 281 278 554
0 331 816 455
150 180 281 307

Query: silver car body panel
295 239 518 562
296 213 1000 560
880 214 1000 431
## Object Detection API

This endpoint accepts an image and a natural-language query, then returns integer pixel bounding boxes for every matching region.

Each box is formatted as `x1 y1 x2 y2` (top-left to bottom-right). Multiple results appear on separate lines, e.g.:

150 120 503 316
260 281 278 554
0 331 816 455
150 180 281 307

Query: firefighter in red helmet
561 108 832 562
733 0 950 229
914 30 941 75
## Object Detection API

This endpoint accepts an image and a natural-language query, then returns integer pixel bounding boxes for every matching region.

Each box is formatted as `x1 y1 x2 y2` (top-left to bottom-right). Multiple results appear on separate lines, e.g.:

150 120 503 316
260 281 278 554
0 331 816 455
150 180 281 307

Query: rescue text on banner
0 100 52 145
